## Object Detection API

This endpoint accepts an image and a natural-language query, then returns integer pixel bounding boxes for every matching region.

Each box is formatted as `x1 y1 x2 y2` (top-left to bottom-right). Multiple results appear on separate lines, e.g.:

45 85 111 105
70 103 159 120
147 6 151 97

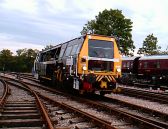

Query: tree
43 45 54 50
81 9 135 56
16 48 39 72
0 48 39 72
0 49 13 71
137 34 161 55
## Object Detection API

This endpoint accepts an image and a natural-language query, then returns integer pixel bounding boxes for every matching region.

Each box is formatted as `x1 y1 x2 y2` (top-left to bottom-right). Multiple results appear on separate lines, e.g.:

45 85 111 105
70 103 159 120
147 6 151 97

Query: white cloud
0 33 43 54
0 0 168 54
44 0 67 14
0 40 44 55
0 0 38 14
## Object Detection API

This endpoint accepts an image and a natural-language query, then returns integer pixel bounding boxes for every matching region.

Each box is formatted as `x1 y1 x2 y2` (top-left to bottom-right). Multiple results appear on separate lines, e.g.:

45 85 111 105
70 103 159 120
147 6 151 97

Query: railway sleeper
0 101 43 128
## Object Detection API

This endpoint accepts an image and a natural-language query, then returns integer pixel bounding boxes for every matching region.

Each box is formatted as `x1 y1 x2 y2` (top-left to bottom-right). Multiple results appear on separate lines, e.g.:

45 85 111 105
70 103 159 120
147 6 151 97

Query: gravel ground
44 99 98 129
100 101 166 124
7 84 35 102
106 93 168 114
30 86 132 128
3 74 167 128
118 84 166 93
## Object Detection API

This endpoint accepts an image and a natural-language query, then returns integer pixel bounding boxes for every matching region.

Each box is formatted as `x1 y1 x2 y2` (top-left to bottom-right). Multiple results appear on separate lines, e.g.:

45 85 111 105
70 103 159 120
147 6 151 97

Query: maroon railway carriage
138 55 168 78
121 55 168 86
122 56 140 74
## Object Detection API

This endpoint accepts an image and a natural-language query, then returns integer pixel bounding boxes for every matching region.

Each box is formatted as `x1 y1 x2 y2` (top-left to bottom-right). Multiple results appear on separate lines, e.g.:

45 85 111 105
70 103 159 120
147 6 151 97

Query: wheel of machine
52 73 57 87
100 91 105 96
34 73 39 80
39 77 43 83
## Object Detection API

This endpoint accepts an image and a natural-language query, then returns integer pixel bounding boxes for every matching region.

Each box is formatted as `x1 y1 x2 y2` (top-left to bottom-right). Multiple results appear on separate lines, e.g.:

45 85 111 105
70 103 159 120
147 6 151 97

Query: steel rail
72 94 167 129
38 92 166 129
119 87 168 103
18 76 168 124
1 75 167 128
1 77 54 129
0 79 10 106
20 82 55 129
38 93 115 129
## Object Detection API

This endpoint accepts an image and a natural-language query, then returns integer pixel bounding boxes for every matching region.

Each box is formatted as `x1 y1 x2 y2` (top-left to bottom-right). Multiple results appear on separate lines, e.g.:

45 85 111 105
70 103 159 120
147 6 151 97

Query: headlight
117 68 121 72
83 66 87 71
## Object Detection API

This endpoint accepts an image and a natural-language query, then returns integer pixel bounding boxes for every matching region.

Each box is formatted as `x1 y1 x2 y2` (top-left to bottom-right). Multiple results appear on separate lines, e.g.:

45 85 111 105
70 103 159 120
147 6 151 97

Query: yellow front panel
77 34 122 80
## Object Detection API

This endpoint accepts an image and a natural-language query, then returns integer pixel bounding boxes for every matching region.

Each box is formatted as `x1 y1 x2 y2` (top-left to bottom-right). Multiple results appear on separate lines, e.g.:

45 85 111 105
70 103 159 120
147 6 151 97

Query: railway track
5 78 130 128
0 79 10 108
4 72 39 83
1 73 168 128
0 78 54 129
13 72 168 103
118 85 168 103
0 74 120 128
119 81 168 92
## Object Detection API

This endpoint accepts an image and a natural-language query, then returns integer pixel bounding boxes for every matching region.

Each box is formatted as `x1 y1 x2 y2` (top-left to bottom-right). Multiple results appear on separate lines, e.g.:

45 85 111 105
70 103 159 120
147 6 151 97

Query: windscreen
88 39 114 59
88 39 114 71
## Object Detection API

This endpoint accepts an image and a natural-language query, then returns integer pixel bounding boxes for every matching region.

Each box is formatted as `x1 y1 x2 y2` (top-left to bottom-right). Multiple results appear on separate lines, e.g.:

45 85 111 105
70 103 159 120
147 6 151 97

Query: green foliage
0 48 39 72
137 34 161 55
155 46 168 55
0 49 13 71
43 45 54 50
81 9 135 56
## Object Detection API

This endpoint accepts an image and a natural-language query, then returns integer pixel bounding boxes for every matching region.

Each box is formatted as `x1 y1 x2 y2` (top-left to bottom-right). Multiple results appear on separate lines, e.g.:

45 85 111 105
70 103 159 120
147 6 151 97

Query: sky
0 0 168 55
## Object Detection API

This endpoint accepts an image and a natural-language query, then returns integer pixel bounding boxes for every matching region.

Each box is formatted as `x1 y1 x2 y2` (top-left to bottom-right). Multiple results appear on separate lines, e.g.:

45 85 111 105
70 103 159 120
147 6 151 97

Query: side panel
78 36 88 74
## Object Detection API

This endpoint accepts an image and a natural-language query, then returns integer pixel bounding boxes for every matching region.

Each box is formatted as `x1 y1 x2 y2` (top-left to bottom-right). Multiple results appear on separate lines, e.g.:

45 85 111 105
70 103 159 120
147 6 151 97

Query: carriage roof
139 55 168 60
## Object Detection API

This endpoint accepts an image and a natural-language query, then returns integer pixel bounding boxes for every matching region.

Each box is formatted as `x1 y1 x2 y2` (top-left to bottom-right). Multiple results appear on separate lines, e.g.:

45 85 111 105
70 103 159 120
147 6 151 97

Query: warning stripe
96 75 101 81
105 76 111 82
98 76 104 82
111 76 116 82
108 76 113 81
95 74 117 83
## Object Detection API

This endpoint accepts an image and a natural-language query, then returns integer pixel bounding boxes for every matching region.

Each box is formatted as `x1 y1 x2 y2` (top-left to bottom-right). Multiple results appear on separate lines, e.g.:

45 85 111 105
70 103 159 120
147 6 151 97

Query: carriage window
126 62 130 67
123 62 126 67
41 52 47 61
71 44 78 55
50 49 57 59
59 43 68 58
45 52 52 61
131 63 133 68
144 62 148 68
39 53 43 62
139 63 142 68
59 48 65 58
76 43 82 54
156 61 160 68
64 46 73 57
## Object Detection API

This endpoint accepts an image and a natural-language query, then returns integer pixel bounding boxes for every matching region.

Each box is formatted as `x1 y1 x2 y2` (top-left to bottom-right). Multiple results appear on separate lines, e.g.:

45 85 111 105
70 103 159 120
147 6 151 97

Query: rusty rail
20 82 54 129
0 79 10 107
38 91 165 129
0 76 54 129
119 87 168 103
1 74 167 128
38 93 117 129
